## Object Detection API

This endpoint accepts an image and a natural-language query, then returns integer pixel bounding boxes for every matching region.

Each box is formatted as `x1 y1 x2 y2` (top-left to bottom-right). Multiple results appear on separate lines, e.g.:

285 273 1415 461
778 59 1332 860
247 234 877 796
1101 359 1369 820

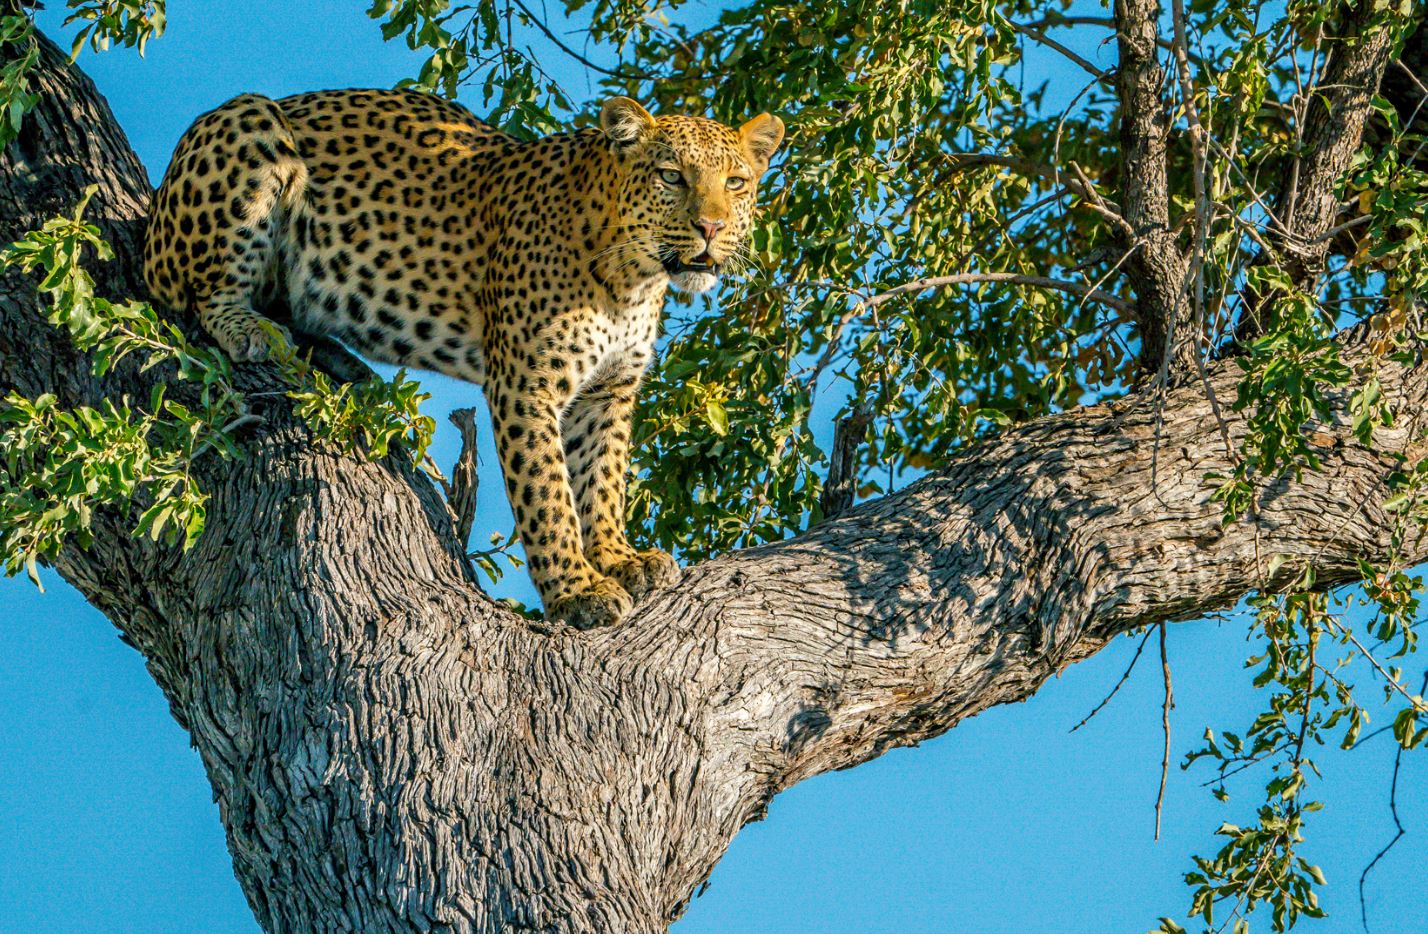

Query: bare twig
508 0 666 82
862 271 1134 314
1069 160 1137 236
1358 670 1428 933
1393 58 1428 135
1011 22 1112 84
1311 210 1377 244
1020 14 1117 30
941 152 1125 216
192 413 264 460
1155 622 1174 840
1327 617 1428 714
1070 627 1153 733
798 270 1133 396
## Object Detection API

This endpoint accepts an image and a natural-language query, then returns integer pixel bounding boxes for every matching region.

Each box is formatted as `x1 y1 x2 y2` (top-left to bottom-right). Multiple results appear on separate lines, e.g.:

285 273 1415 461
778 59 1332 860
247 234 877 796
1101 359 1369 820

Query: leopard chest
564 283 666 391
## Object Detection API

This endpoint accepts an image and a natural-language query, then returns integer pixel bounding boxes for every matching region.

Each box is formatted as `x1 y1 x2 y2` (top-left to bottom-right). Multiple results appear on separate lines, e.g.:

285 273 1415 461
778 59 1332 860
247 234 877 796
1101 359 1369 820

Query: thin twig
1199 746 1287 788
1327 617 1428 713
1011 22 1111 83
1068 159 1136 235
862 271 1134 314
941 152 1128 221
1020 14 1117 30
799 270 1132 395
1394 58 1428 136
1349 724 1396 750
1070 627 1153 732
1358 670 1428 933
1155 622 1174 840
191 412 264 460
1311 211 1376 244
508 0 665 81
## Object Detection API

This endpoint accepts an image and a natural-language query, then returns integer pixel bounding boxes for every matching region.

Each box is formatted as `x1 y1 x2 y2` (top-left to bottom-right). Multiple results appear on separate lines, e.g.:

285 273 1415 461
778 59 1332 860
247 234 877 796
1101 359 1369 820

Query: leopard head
600 97 784 294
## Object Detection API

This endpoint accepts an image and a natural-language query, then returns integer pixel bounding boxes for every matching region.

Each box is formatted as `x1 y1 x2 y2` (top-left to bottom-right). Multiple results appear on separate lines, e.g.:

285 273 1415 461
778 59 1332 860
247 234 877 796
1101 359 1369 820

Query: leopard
142 88 784 629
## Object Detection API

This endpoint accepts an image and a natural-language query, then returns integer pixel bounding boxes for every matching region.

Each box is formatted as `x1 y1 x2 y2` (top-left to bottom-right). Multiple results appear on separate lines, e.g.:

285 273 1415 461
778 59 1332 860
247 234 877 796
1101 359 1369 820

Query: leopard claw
548 576 634 630
608 549 681 601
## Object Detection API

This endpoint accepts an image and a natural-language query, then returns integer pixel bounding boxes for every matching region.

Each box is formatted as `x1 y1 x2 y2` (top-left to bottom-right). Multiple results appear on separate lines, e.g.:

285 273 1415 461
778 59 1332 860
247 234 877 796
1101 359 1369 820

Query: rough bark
1382 20 1428 136
1237 6 1400 341
1113 0 1192 378
4 28 1427 934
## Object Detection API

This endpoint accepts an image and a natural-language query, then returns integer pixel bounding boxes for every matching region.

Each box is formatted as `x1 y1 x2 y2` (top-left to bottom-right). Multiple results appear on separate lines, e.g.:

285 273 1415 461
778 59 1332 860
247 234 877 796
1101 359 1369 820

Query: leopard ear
739 112 785 169
600 97 656 150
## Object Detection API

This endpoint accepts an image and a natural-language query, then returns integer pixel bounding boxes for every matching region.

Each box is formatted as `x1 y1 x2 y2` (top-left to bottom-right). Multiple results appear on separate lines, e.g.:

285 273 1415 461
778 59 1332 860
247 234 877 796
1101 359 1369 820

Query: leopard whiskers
723 240 765 277
590 236 658 265
590 235 665 281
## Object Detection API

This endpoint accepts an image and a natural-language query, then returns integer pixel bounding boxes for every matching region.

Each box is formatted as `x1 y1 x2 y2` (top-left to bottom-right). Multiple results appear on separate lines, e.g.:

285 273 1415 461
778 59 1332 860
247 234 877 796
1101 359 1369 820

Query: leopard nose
693 218 725 244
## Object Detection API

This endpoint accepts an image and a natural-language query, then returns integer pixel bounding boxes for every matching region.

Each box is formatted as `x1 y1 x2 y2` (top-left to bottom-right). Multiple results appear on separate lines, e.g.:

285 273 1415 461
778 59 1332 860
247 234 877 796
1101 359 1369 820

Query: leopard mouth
661 250 722 277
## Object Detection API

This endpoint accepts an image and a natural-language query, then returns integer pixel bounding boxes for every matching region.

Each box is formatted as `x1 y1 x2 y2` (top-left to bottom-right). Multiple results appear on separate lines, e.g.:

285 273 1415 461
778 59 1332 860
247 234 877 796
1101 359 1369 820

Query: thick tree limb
1382 25 1428 135
816 401 872 522
1237 7 1401 341
5 29 1428 934
1113 0 1193 378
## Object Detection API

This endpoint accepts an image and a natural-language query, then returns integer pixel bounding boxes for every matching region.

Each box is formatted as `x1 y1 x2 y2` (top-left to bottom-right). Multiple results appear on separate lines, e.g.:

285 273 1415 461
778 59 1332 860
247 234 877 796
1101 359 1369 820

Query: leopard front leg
562 367 680 601
485 370 633 629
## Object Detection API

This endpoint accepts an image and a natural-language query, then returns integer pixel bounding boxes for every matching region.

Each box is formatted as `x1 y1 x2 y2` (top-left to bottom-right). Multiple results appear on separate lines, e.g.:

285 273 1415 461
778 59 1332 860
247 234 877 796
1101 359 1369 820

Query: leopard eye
726 176 748 192
658 168 685 186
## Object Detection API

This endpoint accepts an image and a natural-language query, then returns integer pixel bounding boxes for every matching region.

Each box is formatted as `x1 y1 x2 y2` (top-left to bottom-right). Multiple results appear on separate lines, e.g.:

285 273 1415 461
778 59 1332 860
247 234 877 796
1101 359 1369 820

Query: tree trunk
3 30 1425 934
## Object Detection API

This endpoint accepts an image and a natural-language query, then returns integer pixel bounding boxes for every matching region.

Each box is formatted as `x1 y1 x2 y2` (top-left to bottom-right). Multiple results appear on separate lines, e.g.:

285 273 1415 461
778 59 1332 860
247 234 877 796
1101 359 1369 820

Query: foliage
365 0 572 137
0 1 166 150
64 0 166 58
285 360 436 462
0 188 241 571
0 11 38 148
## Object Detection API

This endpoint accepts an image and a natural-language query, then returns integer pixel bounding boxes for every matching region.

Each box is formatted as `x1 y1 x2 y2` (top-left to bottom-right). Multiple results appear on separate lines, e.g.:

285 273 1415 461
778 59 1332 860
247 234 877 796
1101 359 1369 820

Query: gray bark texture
1237 4 1402 341
2 26 1425 934
1113 0 1193 377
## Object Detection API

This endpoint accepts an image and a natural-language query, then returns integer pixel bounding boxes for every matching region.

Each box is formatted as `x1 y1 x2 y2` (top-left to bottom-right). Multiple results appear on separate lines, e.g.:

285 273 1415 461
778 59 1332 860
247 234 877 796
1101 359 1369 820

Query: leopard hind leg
143 93 309 362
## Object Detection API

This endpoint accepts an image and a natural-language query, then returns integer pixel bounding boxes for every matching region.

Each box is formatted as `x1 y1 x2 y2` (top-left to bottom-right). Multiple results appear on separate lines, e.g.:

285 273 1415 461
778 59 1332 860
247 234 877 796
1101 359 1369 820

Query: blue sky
2 3 1425 933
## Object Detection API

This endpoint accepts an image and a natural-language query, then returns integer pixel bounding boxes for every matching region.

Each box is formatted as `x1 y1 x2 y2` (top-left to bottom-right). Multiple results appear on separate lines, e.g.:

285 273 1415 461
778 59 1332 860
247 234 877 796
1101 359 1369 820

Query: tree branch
942 151 1128 220
1236 7 1402 341
1113 0 1193 378
817 401 872 522
441 406 480 547
1011 21 1111 84
863 271 1135 314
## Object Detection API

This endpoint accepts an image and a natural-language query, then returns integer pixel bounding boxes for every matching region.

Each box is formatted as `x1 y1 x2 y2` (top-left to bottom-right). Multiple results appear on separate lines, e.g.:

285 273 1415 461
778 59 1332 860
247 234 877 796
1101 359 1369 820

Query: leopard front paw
607 548 681 601
547 576 634 630
213 316 291 363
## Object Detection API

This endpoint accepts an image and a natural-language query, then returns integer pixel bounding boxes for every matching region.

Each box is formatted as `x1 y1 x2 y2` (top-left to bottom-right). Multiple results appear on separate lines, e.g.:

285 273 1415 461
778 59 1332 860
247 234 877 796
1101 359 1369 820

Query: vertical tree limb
1113 0 1193 379
1236 7 1402 341
443 406 480 547
817 401 872 522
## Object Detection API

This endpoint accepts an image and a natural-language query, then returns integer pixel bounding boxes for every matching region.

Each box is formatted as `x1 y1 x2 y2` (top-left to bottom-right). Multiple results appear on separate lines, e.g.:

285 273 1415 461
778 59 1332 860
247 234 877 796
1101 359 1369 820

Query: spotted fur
142 89 784 628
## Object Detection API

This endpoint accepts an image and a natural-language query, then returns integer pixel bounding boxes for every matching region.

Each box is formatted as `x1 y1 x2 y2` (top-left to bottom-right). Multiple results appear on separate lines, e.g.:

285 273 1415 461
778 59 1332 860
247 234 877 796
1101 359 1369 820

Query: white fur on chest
577 284 666 384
